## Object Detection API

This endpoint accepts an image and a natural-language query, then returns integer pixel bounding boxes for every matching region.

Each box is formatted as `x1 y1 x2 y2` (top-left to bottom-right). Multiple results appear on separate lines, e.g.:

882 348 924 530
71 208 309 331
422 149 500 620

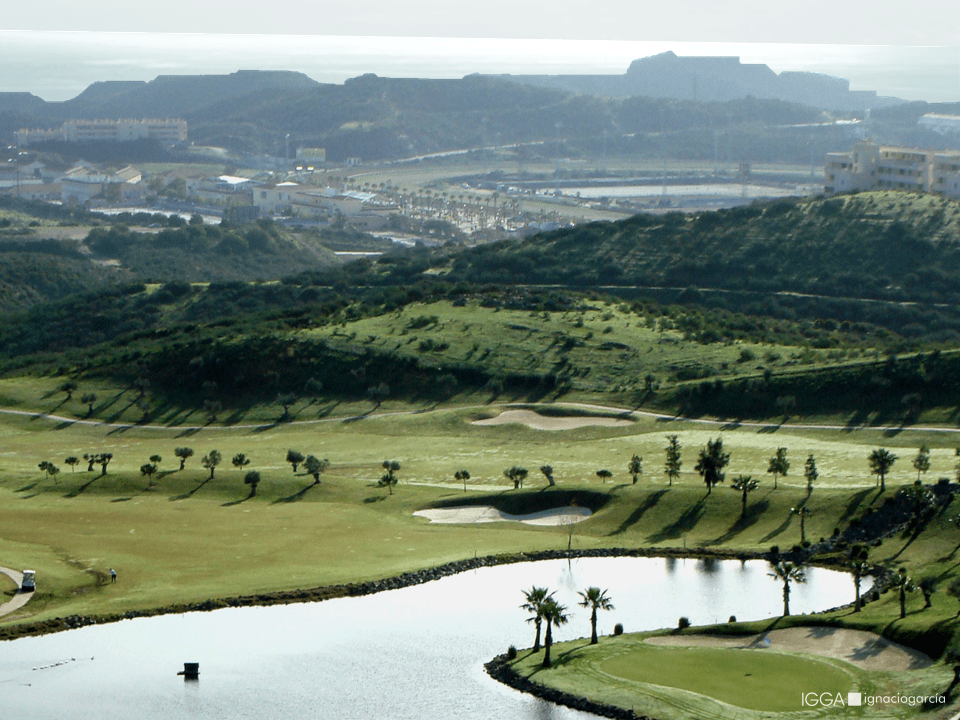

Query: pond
0 557 864 719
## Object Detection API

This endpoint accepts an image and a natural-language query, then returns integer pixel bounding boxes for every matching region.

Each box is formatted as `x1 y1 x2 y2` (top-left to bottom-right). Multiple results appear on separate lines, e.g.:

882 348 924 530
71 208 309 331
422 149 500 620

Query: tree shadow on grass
64 475 103 498
706 499 770 545
174 426 204 439
647 497 706 544
273 483 319 504
16 481 40 493
608 489 669 536
222 494 254 507
363 495 386 503
838 487 875 524
760 509 794 543
525 641 592 676
250 421 284 434
169 476 214 501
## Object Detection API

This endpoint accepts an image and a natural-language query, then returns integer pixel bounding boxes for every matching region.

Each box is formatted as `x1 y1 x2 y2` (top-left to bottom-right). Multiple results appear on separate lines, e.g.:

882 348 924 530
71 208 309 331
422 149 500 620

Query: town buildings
825 141 960 199
15 119 187 146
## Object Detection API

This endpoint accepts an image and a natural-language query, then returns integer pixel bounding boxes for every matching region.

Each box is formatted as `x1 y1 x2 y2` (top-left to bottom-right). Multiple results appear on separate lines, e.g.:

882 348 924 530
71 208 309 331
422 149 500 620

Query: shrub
678 617 691 630
613 623 624 636
728 615 737 623
507 645 518 660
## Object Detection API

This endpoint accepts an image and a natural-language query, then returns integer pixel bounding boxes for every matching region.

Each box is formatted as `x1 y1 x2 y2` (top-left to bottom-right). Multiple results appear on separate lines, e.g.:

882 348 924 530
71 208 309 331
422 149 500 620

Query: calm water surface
0 557 864 719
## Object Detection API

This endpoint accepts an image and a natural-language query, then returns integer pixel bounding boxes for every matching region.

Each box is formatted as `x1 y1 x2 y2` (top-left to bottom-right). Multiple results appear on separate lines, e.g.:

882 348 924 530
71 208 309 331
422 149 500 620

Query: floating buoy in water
177 662 199 679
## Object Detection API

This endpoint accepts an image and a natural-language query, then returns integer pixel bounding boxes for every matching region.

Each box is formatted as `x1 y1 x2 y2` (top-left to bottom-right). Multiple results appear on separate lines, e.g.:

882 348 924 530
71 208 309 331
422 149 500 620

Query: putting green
600 644 854 712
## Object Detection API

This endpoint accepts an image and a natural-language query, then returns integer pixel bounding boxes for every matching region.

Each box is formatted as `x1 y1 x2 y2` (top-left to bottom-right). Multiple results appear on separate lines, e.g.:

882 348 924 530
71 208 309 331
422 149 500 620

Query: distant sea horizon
1 31 957 104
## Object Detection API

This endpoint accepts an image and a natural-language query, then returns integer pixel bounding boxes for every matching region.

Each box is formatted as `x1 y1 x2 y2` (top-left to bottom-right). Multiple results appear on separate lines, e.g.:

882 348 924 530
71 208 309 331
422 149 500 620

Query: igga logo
802 693 847 707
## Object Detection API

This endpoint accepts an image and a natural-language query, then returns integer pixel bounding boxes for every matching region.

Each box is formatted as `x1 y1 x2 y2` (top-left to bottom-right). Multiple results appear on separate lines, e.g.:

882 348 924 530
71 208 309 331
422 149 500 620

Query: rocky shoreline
485 651 650 720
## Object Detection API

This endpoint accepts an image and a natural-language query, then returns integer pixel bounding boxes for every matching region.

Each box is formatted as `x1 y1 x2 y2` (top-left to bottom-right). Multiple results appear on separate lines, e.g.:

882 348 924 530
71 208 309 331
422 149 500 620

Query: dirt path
0 566 33 618
646 627 932 672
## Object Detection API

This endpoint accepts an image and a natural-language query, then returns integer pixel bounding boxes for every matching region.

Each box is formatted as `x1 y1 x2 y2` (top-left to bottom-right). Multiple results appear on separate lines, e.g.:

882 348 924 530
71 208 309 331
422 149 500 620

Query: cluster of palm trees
521 586 614 667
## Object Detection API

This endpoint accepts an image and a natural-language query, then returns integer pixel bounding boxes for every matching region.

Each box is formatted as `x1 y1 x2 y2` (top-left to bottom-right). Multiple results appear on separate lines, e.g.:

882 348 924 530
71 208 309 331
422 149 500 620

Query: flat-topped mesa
492 51 900 111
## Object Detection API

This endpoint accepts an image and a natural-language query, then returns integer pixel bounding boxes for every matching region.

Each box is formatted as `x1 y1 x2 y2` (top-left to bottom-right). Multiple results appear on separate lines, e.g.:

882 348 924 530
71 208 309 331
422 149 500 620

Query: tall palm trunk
590 608 598 644
533 618 542 652
542 619 553 668
782 579 791 616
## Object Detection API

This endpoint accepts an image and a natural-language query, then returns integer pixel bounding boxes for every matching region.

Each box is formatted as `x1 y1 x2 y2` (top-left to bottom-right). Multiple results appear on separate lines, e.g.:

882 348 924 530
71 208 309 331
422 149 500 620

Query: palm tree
504 466 528 489
578 587 614 644
232 453 250 471
520 586 552 651
849 546 869 612
868 448 897 491
455 469 471 492
541 598 569 668
596 469 612 483
768 560 806 616
731 475 759 517
628 455 643 484
767 447 789 490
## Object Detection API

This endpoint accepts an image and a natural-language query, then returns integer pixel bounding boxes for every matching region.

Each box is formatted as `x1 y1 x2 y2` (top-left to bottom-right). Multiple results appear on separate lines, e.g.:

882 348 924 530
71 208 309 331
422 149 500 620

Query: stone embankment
485 653 649 720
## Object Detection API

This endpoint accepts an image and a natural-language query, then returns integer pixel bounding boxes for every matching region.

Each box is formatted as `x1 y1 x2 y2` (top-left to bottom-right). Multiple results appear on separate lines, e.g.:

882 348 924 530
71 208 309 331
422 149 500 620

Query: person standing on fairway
109 568 116 583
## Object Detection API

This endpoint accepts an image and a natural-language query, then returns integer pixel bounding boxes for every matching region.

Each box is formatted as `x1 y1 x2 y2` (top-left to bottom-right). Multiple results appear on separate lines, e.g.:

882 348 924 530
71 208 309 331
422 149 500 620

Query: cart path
0 566 33 618
1 401 959 435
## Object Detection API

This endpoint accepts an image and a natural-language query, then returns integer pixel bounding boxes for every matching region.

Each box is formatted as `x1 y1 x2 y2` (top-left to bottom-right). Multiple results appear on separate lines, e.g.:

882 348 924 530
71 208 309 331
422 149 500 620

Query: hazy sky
3 1 958 102
6 0 959 45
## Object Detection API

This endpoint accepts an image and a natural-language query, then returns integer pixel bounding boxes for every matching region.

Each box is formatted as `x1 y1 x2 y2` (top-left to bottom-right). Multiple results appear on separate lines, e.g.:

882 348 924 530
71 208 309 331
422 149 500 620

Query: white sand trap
472 409 633 431
646 627 932 672
414 505 593 526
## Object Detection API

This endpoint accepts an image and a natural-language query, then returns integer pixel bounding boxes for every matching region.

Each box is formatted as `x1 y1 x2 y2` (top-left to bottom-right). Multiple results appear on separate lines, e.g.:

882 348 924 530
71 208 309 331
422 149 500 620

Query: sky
2 0 958 102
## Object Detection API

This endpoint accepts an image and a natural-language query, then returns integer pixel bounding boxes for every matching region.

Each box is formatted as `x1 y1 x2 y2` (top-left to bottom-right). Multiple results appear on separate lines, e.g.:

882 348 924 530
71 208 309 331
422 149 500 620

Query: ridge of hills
492 50 905 111
2 190 960 422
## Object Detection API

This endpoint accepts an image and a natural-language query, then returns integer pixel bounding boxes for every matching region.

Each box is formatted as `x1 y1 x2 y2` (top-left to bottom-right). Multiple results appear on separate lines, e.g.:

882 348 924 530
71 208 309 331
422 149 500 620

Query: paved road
0 565 33 618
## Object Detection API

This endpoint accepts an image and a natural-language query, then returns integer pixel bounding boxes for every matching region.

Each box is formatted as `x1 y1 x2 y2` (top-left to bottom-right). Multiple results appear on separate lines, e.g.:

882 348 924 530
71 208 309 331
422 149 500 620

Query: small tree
913 445 931 482
38 461 60 484
244 470 261 497
64 456 79 473
305 455 330 484
286 450 305 473
577 587 614 645
455 469 471 492
81 392 97 416
232 453 250 471
504 466 528 489
695 438 730 494
202 450 222 479
731 475 759 518
868 448 898 491
768 560 806 616
894 567 914 619
539 465 555 487
379 460 401 494
664 434 682 486
918 576 937 609
203 399 222 422
96 453 113 476
849 545 869 612
174 447 194 470
947 577 960 616
791 506 811 544
628 455 643 484
277 392 297 419
140 462 158 488
60 381 78 400
83 453 96 472
596 469 612 484
804 454 818 492
767 447 789 490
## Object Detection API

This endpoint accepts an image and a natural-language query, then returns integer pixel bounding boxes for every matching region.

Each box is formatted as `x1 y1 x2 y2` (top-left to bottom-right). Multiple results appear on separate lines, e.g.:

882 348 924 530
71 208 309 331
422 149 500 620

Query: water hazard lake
0 557 863 719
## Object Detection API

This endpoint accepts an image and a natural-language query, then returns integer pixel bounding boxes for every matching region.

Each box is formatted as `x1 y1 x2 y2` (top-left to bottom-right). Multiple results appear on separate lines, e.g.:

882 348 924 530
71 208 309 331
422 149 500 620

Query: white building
16 119 187 146
825 141 960 200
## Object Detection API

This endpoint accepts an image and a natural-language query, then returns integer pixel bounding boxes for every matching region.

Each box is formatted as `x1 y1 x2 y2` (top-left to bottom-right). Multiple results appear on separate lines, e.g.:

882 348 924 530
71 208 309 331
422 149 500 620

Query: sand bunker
414 505 592 526
472 409 633 431
646 627 932 672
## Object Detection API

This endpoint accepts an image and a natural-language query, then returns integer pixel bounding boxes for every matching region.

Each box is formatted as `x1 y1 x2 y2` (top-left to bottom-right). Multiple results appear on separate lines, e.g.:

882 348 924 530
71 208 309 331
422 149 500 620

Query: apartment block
16 119 187 146
825 141 960 200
